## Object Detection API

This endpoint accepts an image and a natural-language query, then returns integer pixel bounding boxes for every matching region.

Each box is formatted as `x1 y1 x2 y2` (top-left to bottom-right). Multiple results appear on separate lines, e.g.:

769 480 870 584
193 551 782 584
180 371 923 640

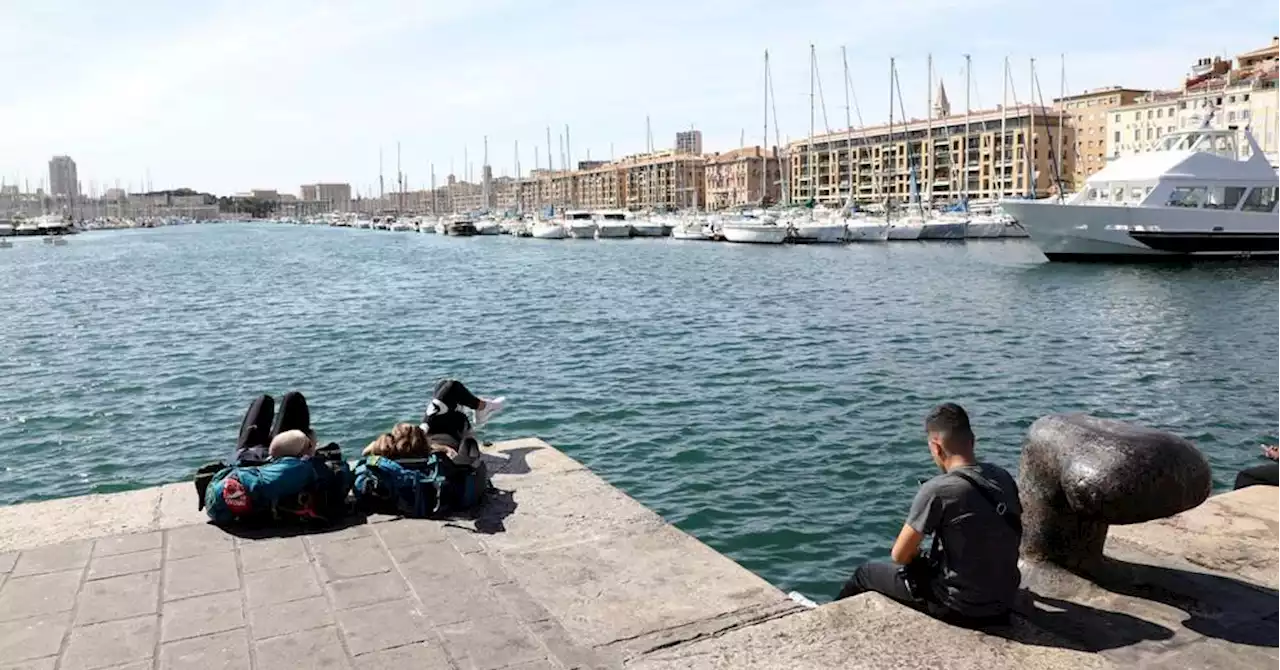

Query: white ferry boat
1001 127 1278 261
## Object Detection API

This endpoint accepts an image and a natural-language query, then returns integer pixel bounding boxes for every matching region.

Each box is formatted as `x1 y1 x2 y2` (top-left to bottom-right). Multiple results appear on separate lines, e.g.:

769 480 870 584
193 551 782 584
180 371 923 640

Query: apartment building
1054 87 1150 189
787 102 1074 207
703 146 781 209
676 130 703 155
618 151 706 210
573 165 626 210
1108 38 1279 162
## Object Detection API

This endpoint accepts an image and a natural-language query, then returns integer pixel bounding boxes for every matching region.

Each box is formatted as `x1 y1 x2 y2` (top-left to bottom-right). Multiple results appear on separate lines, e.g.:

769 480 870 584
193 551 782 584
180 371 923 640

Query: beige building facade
787 104 1074 207
703 146 781 209
1054 87 1150 190
1107 38 1279 163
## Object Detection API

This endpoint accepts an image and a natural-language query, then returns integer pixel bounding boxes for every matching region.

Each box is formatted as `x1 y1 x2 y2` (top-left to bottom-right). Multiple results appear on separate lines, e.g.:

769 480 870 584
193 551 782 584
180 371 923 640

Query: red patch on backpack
222 475 252 515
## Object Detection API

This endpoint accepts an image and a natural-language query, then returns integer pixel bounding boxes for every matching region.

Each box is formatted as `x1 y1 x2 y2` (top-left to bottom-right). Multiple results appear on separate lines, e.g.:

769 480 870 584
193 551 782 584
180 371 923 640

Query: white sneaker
475 396 505 427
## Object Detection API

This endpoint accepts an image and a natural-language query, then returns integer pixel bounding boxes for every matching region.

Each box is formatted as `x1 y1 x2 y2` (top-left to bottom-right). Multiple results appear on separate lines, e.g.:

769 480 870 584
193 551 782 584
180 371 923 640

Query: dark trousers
837 561 1010 629
233 391 311 463
1234 463 1279 490
422 379 480 446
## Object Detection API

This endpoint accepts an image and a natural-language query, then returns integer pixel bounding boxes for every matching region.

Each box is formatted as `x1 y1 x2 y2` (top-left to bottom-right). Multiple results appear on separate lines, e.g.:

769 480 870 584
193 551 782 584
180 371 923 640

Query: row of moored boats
286 205 1029 244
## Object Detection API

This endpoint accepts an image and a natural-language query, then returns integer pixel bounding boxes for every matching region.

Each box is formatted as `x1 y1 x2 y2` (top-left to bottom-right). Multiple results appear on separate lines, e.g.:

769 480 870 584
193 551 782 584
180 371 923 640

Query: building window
1114 113 1121 122
1133 129 1141 141
1242 110 1251 119
1156 128 1162 138
1156 108 1163 118
1147 110 1154 119
1179 101 1187 109
1134 112 1141 121
1228 95 1236 103
1114 131 1121 143
1227 111 1236 121
1243 93 1251 102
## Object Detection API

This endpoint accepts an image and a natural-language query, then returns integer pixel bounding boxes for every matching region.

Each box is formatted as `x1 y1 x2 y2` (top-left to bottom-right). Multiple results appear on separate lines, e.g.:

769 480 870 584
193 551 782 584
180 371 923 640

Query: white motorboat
389 220 415 232
595 211 631 239
444 217 478 236
790 220 846 243
531 221 567 239
565 211 596 239
0 221 14 237
844 218 890 242
630 219 667 237
1000 127 1278 261
722 220 787 244
671 221 713 240
475 219 501 235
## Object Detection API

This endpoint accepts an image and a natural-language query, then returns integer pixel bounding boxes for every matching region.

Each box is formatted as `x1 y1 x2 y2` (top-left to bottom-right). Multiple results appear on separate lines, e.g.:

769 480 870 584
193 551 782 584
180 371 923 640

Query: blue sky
0 0 1273 195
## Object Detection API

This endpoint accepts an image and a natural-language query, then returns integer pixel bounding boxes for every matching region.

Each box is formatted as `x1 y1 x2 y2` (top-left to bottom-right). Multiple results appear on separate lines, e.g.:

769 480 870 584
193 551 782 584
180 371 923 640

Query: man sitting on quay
837 403 1022 627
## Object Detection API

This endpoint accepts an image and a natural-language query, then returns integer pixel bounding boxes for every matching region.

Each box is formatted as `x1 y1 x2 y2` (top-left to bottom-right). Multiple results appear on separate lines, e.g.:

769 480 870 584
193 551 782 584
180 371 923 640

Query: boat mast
808 43 816 217
545 126 553 214
926 54 933 208
886 57 894 225
1058 53 1065 201
430 164 437 215
764 49 769 206
396 141 403 213
1001 57 1008 199
963 54 971 207
1028 57 1036 198
843 46 854 210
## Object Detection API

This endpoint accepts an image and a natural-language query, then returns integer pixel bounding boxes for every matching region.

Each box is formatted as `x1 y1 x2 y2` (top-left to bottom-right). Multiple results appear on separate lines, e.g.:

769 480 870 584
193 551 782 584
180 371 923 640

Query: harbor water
0 223 1276 599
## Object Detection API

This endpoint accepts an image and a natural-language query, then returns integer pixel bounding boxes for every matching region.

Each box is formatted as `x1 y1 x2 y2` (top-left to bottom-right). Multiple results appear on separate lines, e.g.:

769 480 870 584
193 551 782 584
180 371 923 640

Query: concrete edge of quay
0 437 1276 669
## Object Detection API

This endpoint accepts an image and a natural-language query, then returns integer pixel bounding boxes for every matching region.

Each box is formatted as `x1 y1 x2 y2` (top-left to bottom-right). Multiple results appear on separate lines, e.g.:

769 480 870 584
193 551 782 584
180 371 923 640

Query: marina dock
0 438 1274 669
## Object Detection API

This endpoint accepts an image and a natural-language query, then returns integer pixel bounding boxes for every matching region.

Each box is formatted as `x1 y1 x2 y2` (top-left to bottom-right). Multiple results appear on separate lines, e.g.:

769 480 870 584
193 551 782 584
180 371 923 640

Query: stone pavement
0 439 796 670
0 439 1276 669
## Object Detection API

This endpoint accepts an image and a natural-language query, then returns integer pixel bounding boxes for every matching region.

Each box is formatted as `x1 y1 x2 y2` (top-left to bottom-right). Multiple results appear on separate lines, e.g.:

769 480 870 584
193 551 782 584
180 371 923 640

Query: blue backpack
202 454 353 525
352 455 487 518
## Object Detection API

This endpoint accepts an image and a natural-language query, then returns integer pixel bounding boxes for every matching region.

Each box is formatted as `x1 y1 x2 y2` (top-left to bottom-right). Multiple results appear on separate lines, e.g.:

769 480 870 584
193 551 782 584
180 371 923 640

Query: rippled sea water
1 223 1276 599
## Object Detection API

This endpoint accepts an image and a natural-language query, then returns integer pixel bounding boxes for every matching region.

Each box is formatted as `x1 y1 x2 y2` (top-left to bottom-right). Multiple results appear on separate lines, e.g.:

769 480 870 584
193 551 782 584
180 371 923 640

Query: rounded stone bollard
1018 413 1212 574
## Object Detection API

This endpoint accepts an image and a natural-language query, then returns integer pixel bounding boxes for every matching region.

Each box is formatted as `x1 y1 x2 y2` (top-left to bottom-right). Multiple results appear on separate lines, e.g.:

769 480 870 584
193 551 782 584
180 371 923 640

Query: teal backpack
352 454 487 518
197 444 353 525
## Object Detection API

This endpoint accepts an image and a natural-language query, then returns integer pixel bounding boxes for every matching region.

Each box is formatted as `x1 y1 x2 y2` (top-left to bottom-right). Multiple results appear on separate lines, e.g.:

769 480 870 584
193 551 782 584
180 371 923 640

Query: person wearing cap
232 391 317 464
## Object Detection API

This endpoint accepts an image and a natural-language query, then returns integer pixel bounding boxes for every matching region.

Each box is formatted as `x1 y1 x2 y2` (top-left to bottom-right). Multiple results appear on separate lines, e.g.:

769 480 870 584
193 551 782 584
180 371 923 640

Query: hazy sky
1 0 1273 195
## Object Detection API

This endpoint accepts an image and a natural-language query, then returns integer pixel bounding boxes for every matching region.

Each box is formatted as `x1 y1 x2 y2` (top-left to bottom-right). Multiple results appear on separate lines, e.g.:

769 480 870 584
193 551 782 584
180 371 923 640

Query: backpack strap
950 469 1022 536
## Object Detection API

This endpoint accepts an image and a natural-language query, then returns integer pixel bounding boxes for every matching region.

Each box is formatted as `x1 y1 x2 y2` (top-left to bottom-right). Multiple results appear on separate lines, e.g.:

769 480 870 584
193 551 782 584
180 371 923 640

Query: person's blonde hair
363 423 444 459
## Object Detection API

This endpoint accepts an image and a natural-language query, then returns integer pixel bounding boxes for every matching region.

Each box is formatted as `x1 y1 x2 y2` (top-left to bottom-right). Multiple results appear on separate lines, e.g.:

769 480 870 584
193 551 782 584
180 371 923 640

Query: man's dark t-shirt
905 462 1022 617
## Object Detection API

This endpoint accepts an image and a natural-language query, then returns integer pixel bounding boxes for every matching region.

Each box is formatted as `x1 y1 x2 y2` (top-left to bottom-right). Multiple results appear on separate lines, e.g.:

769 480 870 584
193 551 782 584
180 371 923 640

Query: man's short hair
926 403 974 445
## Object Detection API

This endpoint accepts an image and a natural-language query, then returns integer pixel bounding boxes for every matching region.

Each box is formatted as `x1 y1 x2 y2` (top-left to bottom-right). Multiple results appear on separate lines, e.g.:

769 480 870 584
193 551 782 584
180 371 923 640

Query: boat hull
531 223 566 239
790 223 845 244
919 221 968 239
887 224 923 240
671 226 711 240
964 221 1005 238
722 224 787 244
844 222 890 242
596 223 631 239
999 200 1280 261
567 223 596 239
630 223 667 237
